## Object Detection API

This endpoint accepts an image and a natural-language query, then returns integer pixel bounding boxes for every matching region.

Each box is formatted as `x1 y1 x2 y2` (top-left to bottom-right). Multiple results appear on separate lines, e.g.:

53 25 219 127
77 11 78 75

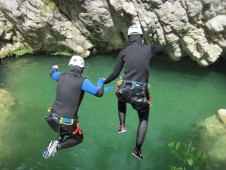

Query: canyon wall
0 0 225 66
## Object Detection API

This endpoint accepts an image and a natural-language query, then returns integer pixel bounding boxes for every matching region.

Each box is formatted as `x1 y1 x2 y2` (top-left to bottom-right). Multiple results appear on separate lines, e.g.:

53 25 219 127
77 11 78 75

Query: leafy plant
43 0 58 12
168 124 210 170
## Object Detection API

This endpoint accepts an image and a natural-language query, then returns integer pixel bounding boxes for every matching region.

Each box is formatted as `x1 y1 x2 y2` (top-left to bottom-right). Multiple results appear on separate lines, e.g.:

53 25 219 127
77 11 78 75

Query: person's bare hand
52 65 59 69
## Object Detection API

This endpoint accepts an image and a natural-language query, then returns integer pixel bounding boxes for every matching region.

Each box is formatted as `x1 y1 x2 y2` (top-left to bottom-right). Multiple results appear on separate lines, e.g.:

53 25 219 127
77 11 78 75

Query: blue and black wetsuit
104 34 164 152
46 65 104 149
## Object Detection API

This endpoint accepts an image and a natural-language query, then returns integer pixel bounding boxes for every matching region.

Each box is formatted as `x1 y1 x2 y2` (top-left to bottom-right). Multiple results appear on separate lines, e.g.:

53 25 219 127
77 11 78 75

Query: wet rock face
0 0 226 66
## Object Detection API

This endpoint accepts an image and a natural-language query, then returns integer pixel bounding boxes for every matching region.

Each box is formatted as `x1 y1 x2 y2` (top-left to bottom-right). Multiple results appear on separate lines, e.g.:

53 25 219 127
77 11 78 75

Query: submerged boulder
200 109 226 170
0 88 15 111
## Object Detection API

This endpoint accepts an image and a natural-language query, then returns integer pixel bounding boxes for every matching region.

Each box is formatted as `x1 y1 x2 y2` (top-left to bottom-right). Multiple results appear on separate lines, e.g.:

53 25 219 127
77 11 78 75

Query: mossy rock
200 111 226 170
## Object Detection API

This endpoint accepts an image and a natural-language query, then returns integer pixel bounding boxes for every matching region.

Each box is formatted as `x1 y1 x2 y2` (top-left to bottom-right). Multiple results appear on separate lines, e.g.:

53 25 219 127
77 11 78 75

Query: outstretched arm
104 54 124 84
151 45 165 55
82 78 104 97
50 65 62 81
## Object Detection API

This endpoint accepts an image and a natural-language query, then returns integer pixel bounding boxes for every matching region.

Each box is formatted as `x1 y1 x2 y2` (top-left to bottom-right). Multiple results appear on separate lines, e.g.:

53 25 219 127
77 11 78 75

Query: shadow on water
151 55 226 77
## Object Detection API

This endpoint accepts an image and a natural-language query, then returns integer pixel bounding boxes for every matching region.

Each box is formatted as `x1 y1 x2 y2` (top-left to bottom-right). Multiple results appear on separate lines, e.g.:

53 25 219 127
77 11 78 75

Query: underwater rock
200 110 226 169
217 109 226 124
0 88 15 111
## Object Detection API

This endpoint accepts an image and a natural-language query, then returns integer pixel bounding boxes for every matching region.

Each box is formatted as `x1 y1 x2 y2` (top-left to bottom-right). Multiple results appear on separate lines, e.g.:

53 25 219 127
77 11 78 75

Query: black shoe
132 149 143 160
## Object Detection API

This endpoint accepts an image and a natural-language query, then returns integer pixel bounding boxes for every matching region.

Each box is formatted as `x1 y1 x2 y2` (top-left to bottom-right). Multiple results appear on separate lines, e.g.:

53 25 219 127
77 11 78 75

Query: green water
0 54 226 170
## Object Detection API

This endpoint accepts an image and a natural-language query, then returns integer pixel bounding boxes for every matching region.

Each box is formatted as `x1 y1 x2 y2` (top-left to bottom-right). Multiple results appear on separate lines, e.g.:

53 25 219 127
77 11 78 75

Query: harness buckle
51 113 76 125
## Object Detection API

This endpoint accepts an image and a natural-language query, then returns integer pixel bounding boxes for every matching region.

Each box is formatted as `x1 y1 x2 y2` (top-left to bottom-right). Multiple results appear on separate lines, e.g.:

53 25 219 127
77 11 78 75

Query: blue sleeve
50 68 62 81
82 78 104 95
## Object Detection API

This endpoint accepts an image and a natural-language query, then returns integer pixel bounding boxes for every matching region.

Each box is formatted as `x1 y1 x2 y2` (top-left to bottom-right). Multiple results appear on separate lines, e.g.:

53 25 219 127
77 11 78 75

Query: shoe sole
132 152 143 160
43 141 58 159
118 129 127 133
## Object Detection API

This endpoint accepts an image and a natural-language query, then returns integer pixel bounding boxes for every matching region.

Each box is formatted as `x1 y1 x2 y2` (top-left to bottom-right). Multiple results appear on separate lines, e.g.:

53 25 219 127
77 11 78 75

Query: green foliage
0 44 33 59
168 124 210 170
35 0 58 13
43 0 58 12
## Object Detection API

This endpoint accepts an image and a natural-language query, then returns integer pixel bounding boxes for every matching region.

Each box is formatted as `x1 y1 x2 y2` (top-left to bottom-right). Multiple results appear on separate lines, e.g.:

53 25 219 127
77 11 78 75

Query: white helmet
68 55 85 68
128 25 143 36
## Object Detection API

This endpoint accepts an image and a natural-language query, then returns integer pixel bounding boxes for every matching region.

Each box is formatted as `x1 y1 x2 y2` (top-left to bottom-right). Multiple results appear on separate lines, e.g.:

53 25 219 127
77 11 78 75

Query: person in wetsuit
42 55 104 159
104 25 165 160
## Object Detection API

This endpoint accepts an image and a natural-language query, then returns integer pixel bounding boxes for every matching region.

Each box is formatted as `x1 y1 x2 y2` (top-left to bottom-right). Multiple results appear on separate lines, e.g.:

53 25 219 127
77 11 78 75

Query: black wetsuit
46 66 104 149
104 34 164 152
51 71 85 119
104 34 164 84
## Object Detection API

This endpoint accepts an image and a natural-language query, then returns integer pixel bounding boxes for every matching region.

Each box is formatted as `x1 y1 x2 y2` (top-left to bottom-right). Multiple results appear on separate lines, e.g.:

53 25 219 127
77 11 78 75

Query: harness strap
73 123 83 135
116 80 150 89
51 113 76 125
59 117 74 125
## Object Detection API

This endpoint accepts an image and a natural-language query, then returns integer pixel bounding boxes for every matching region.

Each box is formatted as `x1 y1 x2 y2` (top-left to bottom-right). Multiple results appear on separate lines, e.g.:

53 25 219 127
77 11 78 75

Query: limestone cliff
0 0 225 66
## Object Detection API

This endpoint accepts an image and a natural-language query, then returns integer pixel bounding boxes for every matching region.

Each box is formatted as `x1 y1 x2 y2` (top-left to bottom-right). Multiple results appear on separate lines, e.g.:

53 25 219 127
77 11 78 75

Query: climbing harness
45 107 82 135
47 107 77 125
116 80 151 89
51 113 76 126
115 80 151 111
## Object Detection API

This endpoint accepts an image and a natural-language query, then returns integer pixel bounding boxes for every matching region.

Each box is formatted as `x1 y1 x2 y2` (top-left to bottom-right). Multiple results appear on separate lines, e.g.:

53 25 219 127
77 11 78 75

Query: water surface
0 54 226 170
